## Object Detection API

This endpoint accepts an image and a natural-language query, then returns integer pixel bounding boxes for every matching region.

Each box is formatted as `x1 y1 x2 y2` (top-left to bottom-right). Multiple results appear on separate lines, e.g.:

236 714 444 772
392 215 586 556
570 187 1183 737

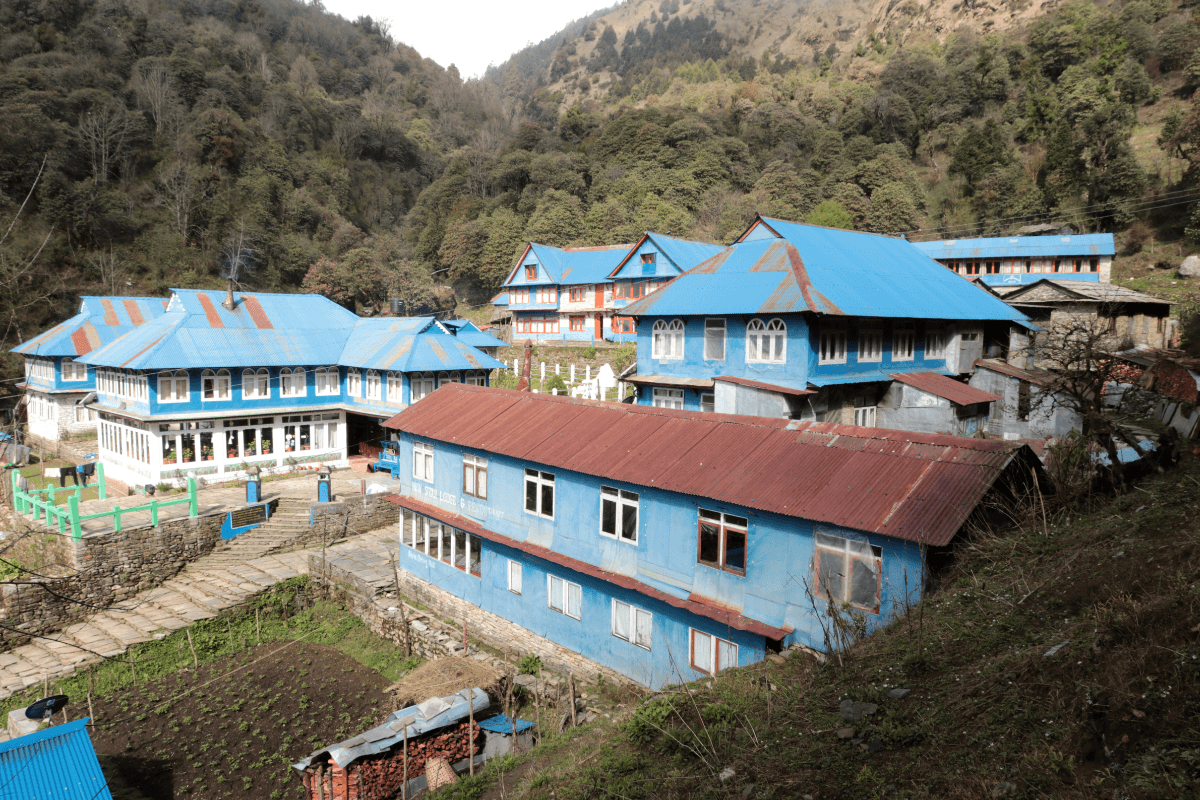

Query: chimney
222 278 237 311
517 339 532 391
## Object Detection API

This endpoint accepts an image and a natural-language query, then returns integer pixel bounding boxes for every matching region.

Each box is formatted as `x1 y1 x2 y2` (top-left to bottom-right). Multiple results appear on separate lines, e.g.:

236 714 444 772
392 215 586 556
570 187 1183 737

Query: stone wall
309 551 634 686
271 494 399 554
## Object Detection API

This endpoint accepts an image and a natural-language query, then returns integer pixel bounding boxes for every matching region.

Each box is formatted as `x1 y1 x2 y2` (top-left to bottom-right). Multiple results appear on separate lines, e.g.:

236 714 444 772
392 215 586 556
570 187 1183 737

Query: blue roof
609 232 727 280
0 718 112 800
340 318 507 372
491 291 509 306
623 217 1029 324
507 243 631 287
12 296 171 357
807 365 953 387
442 320 507 350
910 233 1115 261
477 714 536 733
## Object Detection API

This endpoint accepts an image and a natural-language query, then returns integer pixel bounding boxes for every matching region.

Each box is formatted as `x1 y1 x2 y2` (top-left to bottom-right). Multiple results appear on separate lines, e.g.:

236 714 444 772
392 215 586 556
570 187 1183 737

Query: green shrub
627 697 675 745
517 654 542 675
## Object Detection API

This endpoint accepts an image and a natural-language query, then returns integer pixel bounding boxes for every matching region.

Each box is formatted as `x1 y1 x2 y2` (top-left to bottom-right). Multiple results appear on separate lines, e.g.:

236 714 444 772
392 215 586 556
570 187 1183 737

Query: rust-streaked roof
973 358 1057 387
890 372 1000 406
383 384 1036 547
712 376 815 396
388 494 791 639
624 374 716 389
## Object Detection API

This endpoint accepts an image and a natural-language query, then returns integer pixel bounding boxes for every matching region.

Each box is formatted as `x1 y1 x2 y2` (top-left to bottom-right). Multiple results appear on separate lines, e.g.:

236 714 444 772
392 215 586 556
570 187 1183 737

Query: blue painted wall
23 356 93 393
610 239 681 281
392 432 925 685
635 314 811 388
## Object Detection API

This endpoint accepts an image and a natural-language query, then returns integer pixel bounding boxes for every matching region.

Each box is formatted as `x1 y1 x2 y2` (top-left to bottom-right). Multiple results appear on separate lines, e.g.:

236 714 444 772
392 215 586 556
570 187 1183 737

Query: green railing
11 465 199 541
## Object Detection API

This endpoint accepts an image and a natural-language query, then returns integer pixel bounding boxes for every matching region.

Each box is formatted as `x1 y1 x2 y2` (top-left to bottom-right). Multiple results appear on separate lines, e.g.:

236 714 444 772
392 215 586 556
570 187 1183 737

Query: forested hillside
5 0 1200 399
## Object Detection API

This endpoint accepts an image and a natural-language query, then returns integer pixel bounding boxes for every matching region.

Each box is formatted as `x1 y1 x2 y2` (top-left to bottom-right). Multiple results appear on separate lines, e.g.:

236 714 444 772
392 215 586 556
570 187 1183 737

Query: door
594 314 603 341
594 285 604 308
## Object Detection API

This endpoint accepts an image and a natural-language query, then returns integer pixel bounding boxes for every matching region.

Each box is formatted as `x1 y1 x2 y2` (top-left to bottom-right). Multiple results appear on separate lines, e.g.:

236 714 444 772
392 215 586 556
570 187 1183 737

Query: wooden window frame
813 531 882 614
413 441 434 483
689 628 737 675
696 508 748 576
463 454 488 500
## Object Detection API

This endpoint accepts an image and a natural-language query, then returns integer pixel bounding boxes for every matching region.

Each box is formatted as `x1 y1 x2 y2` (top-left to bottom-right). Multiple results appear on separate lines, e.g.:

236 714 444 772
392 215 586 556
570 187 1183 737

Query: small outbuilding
0 718 112 800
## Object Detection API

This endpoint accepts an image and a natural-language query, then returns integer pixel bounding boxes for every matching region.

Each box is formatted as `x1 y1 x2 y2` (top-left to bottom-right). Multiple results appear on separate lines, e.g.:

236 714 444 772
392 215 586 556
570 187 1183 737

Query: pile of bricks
301 720 481 800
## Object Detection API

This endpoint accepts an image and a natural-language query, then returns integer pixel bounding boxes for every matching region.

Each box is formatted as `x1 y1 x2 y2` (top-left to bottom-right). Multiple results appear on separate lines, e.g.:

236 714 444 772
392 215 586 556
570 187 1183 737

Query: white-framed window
280 367 307 397
652 387 684 409
853 397 876 428
600 486 639 543
157 370 189 402
61 358 87 381
746 318 786 363
463 454 487 500
507 559 522 595
701 393 715 413
814 531 882 613
547 574 581 620
524 468 554 519
465 371 487 387
690 629 737 676
697 508 748 575
858 330 882 363
410 372 434 402
413 441 434 483
402 512 481 576
535 286 557 304
652 319 684 359
242 368 270 399
926 330 946 360
612 599 652 649
438 371 461 388
346 369 362 397
704 318 725 360
386 372 404 403
892 330 914 361
315 366 339 395
201 369 231 401
365 370 381 400
819 330 846 364
961 331 979 342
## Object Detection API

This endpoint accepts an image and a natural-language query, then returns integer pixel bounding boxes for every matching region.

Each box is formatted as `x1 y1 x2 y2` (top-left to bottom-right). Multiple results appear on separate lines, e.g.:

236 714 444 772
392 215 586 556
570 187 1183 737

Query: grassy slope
438 456 1200 800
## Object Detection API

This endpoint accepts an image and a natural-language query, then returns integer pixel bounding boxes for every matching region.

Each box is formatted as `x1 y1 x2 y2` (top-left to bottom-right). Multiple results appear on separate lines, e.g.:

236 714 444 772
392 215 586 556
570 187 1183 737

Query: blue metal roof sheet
12 296 170 357
339 319 507 372
0 718 113 800
491 291 509 305
477 714 536 733
610 232 727 280
623 218 1030 323
507 243 631 287
806 365 954 387
443 320 508 350
910 233 1115 260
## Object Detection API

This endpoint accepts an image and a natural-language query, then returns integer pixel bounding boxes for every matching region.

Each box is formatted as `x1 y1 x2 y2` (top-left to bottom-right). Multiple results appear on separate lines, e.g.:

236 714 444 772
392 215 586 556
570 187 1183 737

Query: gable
1005 283 1079 303
611 239 676 280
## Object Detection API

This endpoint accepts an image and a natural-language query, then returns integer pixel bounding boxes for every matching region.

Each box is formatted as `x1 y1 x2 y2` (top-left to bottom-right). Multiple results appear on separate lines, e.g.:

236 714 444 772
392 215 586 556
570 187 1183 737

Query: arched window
652 319 684 359
315 366 338 395
243 368 269 399
202 369 231 400
386 371 404 402
746 318 786 364
281 367 307 397
365 370 381 400
346 369 361 397
411 371 435 402
158 370 189 402
438 371 461 388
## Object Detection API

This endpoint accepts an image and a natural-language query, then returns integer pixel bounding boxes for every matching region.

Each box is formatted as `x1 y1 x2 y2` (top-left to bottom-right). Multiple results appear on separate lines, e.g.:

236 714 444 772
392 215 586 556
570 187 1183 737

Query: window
515 317 560 334
465 371 486 387
510 287 530 304
403 513 481 576
202 369 231 400
600 486 638 543
568 286 587 302
243 368 270 399
1017 379 1031 421
410 372 434 402
157 370 189 402
524 468 555 519
961 332 979 342
690 629 737 675
413 441 434 482
746 318 786 363
704 318 725 360
858 330 882 363
853 397 876 427
524 264 537 280
701 393 714 413
365 370 382 400
535 286 557 304
652 387 684 409
926 331 946 360
892 331 914 361
315 366 338 395
280 367 306 397
652 319 684 359
1089 258 1099 272
820 330 846 364
463 454 488 499
507 560 522 595
346 369 361 397
640 253 655 265
814 531 881 613
569 315 585 332
612 600 652 649
697 509 748 575
386 372 404 403
547 575 581 620
612 317 635 334
61 358 86 381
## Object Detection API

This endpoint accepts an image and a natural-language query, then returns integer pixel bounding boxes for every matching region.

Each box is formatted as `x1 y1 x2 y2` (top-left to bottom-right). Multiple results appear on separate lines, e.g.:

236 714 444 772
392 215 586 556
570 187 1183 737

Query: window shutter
635 609 653 648
692 630 712 673
613 600 630 640
717 639 737 671
567 582 582 619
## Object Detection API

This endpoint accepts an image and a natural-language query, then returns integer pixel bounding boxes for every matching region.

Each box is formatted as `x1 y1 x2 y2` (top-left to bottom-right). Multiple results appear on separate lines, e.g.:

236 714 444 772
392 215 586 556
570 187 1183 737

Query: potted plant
261 439 272 454
201 446 213 461
182 448 193 462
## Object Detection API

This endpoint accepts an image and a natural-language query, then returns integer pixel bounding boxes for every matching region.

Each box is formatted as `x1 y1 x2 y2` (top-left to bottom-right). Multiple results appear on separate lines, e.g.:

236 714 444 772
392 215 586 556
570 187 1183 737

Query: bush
517 654 542 675
627 697 675 745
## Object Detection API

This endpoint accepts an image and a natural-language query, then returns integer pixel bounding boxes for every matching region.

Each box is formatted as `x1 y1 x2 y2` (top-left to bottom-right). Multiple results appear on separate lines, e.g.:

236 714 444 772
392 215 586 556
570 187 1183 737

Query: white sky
321 0 615 79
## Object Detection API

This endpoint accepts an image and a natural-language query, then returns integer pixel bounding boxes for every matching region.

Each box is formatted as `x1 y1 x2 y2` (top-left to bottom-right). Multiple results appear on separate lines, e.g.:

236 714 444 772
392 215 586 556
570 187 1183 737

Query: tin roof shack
1001 280 1175 357
382 384 1043 689
879 372 1001 436
13 296 170 443
910 233 1114 288
293 689 488 800
620 214 1031 427
0 718 112 800
969 359 1083 441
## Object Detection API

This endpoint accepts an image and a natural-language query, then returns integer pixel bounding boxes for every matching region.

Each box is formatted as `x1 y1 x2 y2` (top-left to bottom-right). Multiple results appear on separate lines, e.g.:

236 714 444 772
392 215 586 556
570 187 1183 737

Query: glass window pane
621 504 637 542
601 497 616 535
849 558 878 610
464 463 474 496
477 468 487 499
698 523 720 566
693 631 712 673
635 609 652 648
724 527 746 572
567 582 581 619
469 535 481 576
818 550 845 602
717 639 737 671
541 483 554 517
440 525 453 564
509 560 522 593
525 478 537 512
613 601 631 640
548 576 563 611
454 529 467 570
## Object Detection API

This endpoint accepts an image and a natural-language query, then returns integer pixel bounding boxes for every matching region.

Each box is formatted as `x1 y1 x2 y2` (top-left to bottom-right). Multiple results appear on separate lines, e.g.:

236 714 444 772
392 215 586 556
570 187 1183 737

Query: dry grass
387 657 504 709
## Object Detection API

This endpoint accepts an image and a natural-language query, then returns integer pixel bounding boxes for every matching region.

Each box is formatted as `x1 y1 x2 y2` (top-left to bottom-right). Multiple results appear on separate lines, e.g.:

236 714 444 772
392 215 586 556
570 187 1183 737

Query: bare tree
131 58 179 134
85 246 124 295
289 56 319 93
0 158 59 342
78 103 133 184
153 160 212 242
233 31 263 73
220 220 260 286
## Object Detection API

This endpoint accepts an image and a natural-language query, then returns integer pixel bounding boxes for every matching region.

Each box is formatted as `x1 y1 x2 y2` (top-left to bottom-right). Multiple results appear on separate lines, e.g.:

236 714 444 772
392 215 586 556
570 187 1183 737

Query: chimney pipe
222 278 236 311
517 340 532 391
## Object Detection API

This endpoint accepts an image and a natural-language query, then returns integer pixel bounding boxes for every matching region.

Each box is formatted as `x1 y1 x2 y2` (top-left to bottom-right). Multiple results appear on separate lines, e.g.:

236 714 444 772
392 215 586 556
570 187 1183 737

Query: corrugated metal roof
12 296 169 357
806 365 953 387
890 372 1000 406
390 494 792 638
622 218 1030 324
624 374 716 389
0 718 112 800
507 243 632 287
340 321 507 373
491 291 509 305
442 320 508 350
972 358 1057 387
383 384 1035 547
910 233 1115 260
712 376 815 395
608 232 727 279
1003 279 1174 305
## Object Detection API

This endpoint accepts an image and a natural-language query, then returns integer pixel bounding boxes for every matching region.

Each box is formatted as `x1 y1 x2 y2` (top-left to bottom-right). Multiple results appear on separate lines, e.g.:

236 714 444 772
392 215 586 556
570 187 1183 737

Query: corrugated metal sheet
973 358 1056 387
389 494 792 638
625 374 715 388
383 384 1034 547
608 232 727 279
441 320 508 350
889 372 1001 406
0 718 113 800
11 296 170 357
509 243 632 287
622 219 1030 324
711 376 815 395
806 365 953 387
1004 279 1173 305
911 233 1115 260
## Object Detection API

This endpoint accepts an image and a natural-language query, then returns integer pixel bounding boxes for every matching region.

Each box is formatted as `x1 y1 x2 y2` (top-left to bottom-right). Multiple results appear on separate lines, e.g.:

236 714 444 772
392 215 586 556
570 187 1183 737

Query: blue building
0 718 112 800
38 289 507 489
619 215 1032 424
13 296 171 443
604 232 727 336
382 383 1039 688
910 233 1115 289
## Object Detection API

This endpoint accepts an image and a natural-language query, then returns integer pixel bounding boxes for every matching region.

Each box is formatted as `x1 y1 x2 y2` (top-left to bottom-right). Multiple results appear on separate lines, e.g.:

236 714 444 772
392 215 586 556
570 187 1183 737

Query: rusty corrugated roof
383 384 1035 547
890 372 1000 406
711 376 815 395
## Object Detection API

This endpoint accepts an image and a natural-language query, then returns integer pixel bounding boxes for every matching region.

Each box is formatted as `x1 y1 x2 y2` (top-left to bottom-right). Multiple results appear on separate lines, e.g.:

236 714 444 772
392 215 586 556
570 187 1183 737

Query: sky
320 0 616 79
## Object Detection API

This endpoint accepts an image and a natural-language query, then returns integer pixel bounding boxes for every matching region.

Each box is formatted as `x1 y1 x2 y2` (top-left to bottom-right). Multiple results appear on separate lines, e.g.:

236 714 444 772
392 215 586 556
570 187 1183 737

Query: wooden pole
402 726 408 800
43 676 48 698
88 692 95 725
569 674 577 729
227 618 235 654
256 607 261 645
129 651 137 685
468 697 475 777
186 627 198 668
